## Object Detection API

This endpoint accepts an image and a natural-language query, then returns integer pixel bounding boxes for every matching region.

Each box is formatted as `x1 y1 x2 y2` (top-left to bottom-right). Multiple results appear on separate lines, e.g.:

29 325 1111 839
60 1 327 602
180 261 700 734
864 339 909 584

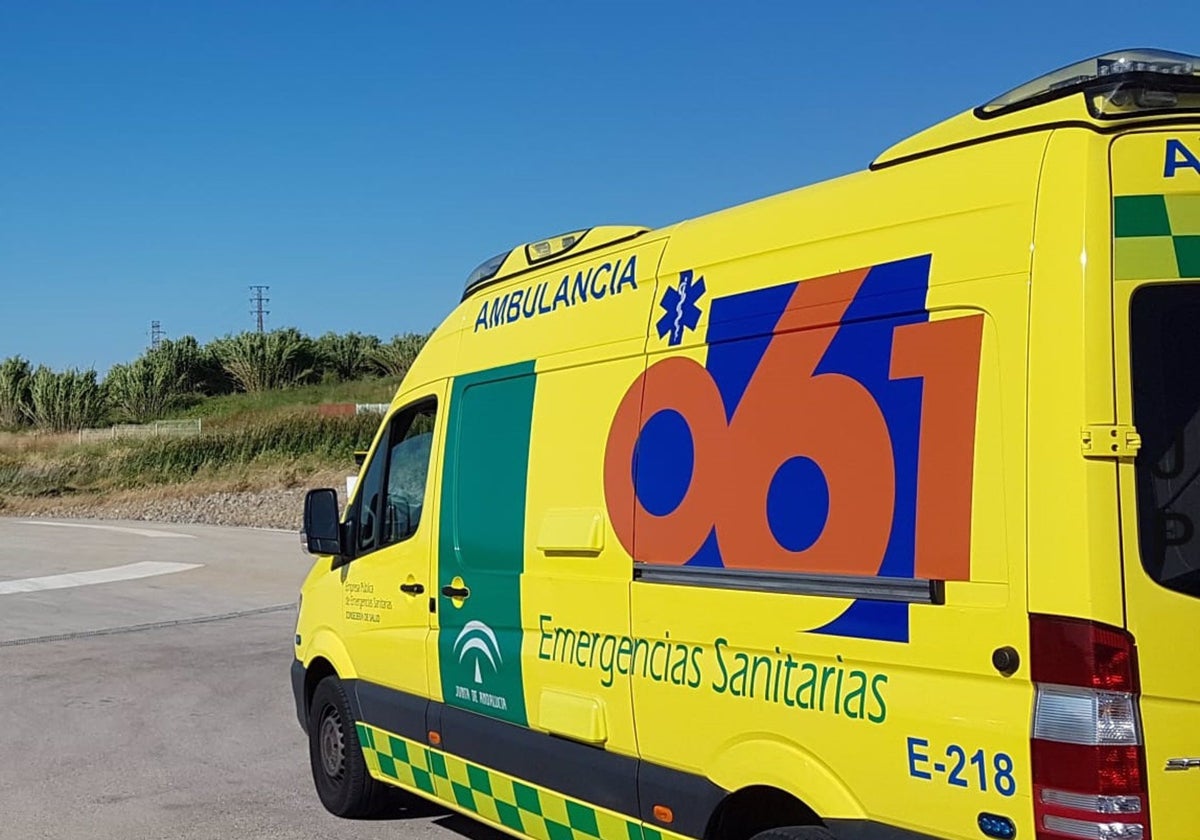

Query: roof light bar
981 48 1200 118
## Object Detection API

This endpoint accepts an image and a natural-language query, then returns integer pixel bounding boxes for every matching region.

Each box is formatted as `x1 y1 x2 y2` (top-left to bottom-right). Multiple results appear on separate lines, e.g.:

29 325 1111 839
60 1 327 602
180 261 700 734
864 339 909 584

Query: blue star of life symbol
656 269 706 346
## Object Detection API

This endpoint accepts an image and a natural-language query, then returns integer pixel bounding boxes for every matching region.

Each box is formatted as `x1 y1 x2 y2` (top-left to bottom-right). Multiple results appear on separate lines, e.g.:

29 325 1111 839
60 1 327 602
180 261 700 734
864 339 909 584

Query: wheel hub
318 706 345 780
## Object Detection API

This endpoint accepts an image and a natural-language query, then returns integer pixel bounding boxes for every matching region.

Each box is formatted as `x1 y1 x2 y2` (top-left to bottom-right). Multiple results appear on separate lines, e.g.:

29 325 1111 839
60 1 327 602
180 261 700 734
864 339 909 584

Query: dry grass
0 387 380 528
0 413 378 501
0 430 78 454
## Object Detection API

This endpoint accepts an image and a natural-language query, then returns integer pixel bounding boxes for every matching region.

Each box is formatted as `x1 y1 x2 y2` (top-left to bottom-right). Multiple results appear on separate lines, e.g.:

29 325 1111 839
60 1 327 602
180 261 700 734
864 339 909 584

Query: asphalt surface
0 519 504 840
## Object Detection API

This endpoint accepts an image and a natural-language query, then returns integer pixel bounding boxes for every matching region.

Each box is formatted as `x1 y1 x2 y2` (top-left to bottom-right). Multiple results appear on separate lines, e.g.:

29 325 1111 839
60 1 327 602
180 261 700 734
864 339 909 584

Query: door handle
400 582 425 595
441 585 470 599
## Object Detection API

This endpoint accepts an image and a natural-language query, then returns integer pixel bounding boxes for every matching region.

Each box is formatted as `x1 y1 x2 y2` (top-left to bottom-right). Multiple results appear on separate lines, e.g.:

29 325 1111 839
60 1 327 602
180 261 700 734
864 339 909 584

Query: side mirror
303 488 343 556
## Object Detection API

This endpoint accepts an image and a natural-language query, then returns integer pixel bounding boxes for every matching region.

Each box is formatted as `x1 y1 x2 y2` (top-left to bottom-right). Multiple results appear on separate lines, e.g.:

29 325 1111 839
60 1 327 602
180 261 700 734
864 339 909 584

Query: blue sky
2 2 1198 374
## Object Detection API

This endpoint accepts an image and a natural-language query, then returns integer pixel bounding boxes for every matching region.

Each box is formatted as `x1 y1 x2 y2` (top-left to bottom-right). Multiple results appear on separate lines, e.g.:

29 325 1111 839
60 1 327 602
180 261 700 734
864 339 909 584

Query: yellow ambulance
291 49 1200 840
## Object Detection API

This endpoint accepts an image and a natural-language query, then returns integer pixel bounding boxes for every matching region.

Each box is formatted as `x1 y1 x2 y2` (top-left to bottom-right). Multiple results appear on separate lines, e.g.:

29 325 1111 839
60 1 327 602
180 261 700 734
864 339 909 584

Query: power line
150 320 165 349
249 285 270 333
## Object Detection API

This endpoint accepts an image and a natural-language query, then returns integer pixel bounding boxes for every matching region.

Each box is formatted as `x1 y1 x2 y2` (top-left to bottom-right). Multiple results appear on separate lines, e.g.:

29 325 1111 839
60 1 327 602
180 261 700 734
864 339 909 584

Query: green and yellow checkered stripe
1114 193 1200 280
357 723 441 797
357 722 687 840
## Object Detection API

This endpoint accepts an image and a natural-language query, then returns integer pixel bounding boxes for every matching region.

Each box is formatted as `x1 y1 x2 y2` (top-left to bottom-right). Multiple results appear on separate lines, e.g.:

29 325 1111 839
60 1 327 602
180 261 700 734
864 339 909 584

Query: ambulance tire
309 676 407 818
749 827 836 840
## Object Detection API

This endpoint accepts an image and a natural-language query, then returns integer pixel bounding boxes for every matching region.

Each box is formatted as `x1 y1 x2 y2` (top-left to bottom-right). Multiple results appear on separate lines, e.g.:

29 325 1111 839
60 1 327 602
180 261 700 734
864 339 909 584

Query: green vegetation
173 376 402 427
0 327 431 506
209 328 316 393
0 413 381 498
0 328 430 432
0 357 31 428
372 332 429 378
313 331 382 381
105 336 223 423
25 366 106 432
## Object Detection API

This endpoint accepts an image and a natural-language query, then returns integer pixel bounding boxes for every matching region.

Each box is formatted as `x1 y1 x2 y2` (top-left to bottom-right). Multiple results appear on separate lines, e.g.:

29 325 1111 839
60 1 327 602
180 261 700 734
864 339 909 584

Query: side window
353 399 437 557
355 430 389 555
383 407 436 545
1131 285 1200 599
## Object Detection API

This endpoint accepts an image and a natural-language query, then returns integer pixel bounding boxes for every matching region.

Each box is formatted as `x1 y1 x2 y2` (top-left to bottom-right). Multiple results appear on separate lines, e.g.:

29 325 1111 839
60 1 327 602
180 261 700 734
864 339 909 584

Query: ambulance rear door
1111 129 1200 840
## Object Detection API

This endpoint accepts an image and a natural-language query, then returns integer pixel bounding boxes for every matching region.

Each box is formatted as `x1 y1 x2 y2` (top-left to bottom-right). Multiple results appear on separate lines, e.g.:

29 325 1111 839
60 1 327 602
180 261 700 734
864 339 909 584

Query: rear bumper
290 658 307 734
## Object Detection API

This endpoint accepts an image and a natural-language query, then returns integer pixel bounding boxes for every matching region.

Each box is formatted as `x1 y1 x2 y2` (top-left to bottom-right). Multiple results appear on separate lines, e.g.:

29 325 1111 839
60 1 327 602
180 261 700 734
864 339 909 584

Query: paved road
0 519 502 840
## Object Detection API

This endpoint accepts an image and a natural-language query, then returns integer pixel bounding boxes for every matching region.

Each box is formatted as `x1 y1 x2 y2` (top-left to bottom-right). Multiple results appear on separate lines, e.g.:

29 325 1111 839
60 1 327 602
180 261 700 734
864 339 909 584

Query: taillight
1030 615 1150 840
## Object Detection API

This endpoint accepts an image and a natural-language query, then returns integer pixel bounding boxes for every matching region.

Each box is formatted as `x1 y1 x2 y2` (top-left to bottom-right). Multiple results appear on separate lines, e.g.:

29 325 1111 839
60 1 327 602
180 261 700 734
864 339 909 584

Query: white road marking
10 521 195 539
0 561 202 595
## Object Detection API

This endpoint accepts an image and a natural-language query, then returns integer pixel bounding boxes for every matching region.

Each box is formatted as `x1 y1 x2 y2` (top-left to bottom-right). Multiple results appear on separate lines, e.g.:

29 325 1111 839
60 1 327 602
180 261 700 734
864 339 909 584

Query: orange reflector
428 730 442 746
653 805 674 824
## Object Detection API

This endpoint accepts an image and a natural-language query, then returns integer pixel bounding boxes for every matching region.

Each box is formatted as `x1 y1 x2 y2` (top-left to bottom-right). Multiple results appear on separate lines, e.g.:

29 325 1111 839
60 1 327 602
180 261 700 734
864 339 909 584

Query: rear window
1131 284 1200 598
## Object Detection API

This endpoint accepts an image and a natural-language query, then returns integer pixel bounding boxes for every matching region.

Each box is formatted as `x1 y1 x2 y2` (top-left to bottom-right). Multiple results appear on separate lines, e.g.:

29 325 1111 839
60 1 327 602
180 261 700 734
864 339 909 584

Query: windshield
1131 283 1200 598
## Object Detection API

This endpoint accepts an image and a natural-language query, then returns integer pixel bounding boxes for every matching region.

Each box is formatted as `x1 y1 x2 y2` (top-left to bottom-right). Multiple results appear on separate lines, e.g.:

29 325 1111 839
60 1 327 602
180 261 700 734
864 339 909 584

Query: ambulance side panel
1025 127 1125 629
428 236 668 816
615 134 1043 840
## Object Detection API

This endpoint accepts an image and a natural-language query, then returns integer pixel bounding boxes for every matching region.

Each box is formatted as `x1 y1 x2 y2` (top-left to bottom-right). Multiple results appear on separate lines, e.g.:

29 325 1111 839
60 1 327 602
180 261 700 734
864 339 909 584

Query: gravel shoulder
0 470 352 530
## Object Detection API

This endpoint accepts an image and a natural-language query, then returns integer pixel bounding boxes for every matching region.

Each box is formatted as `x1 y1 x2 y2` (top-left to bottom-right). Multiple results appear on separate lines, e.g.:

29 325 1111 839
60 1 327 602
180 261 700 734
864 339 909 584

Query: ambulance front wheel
308 676 407 818
749 826 836 840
